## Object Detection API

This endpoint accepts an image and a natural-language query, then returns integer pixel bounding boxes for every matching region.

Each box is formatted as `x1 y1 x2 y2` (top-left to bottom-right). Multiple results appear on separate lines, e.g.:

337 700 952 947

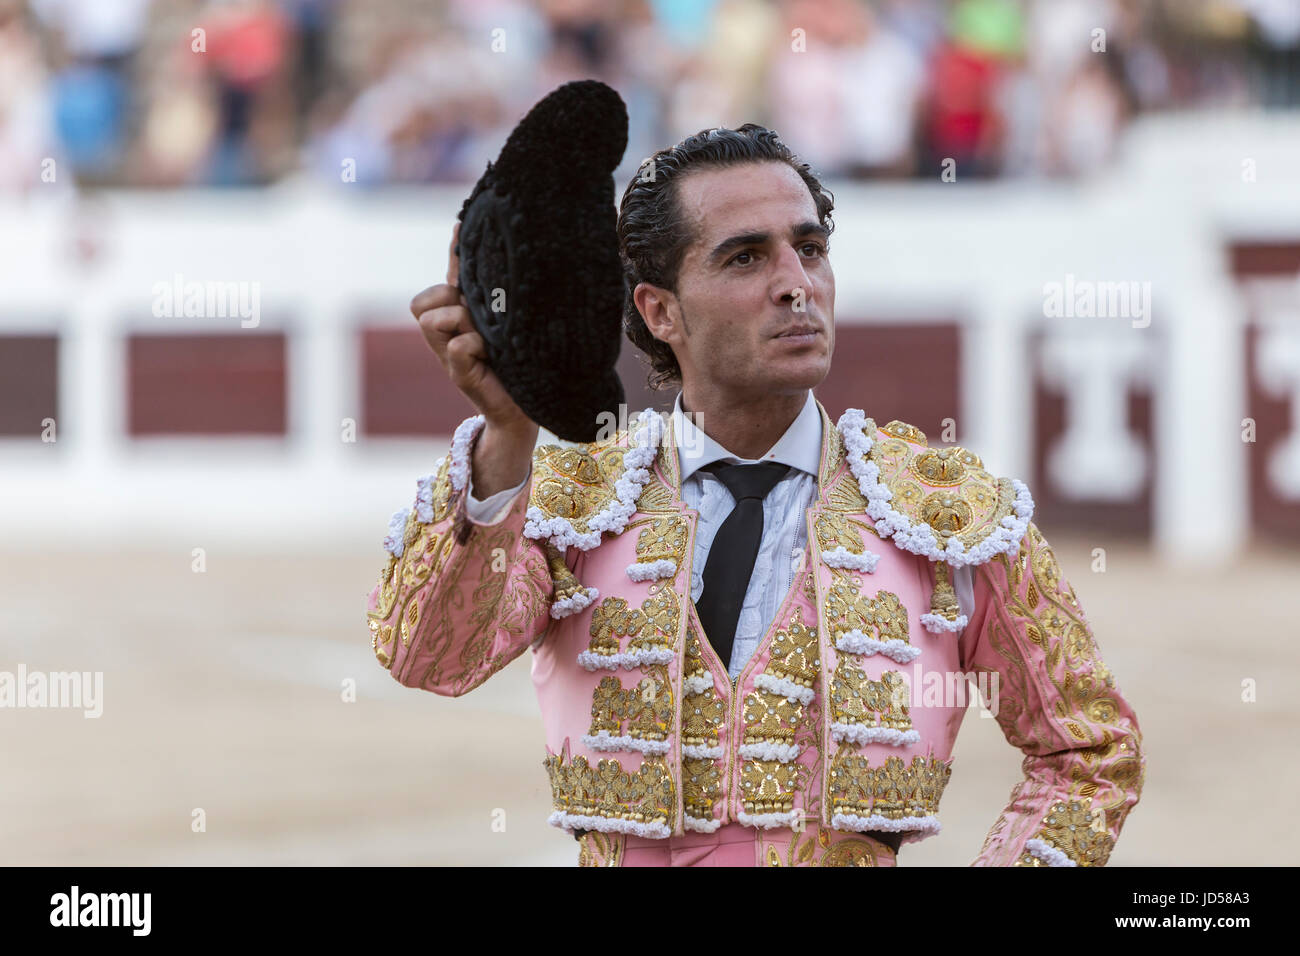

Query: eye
727 250 756 267
801 242 828 258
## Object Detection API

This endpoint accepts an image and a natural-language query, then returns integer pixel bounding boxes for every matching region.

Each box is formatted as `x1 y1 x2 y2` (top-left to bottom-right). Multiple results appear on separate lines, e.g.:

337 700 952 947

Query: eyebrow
705 221 830 267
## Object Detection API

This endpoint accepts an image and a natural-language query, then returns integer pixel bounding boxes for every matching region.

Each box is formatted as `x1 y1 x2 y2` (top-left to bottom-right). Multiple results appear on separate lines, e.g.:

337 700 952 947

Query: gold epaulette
867 418 1024 558
527 432 628 534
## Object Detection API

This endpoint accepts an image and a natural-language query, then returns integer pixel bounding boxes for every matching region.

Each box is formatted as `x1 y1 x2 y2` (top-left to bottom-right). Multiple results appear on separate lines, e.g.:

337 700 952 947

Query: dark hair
616 124 836 390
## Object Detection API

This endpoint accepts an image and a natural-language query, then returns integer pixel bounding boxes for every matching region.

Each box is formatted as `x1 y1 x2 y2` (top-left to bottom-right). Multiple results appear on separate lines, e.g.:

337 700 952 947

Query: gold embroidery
373 553 399 620
909 446 982 485
819 838 885 866
577 830 625 866
741 759 809 816
529 441 626 532
929 560 960 621
827 752 952 820
634 516 688 569
683 691 726 748
858 418 1023 554
585 666 674 746
543 752 675 830
427 454 455 525
825 470 868 512
1015 798 1115 866
882 420 927 444
814 511 877 554
919 491 973 535
830 665 913 732
764 605 820 691
584 586 681 662
680 621 725 821
743 691 805 747
398 593 421 647
824 574 910 647
683 757 721 820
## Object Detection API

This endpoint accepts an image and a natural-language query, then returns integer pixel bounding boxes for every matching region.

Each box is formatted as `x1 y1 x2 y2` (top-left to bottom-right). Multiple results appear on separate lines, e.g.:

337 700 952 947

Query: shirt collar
672 391 822 483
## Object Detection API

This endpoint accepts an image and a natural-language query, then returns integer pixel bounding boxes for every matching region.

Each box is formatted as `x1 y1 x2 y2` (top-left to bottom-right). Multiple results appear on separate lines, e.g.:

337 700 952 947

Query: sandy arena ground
1 532 1295 866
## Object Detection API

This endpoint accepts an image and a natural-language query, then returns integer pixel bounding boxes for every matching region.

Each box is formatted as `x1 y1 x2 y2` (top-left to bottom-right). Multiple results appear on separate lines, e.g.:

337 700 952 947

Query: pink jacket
365 403 1145 865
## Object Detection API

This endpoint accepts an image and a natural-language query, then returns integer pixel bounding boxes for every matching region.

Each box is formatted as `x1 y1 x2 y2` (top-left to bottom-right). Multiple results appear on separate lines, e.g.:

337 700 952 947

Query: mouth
773 325 821 344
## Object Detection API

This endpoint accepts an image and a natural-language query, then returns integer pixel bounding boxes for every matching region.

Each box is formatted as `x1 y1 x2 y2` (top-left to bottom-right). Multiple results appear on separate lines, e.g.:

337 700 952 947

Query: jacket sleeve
364 415 555 697
957 520 1146 866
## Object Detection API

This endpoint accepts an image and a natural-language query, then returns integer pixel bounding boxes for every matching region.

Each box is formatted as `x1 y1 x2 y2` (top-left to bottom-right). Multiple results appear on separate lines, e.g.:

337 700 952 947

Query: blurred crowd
1 0 1298 193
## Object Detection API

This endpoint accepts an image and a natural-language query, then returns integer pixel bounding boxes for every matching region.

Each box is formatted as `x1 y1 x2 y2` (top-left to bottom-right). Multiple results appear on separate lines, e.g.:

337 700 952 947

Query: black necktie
695 461 791 672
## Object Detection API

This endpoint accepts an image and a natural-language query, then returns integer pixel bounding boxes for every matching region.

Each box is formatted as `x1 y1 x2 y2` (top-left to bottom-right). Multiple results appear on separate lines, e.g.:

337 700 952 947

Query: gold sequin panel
587 665 674 746
826 752 952 821
543 752 676 831
829 665 914 733
1014 797 1115 866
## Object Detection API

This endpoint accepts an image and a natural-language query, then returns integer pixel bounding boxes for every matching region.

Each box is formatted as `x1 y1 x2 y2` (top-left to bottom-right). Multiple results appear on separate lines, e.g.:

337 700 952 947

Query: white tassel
821 547 880 573
580 732 671 756
684 815 723 833
383 508 409 557
1025 838 1078 867
830 723 921 747
835 631 921 664
738 741 801 762
626 558 677 582
548 810 671 839
921 611 968 633
447 414 486 492
550 586 598 619
754 673 815 705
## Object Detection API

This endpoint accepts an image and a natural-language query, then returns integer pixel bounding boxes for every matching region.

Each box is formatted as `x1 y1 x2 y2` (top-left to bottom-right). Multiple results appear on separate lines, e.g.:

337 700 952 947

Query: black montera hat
455 79 628 442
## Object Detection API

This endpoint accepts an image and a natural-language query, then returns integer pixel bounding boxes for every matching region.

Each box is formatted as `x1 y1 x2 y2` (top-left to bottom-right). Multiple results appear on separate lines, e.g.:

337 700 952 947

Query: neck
679 384 808 460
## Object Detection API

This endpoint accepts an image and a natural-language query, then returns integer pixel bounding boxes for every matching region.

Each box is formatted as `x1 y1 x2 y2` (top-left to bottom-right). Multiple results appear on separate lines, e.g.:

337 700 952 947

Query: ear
634 282 683 347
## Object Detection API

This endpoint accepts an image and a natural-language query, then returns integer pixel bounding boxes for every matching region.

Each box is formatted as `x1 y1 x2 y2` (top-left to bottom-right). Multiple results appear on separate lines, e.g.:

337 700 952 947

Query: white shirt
466 393 974 676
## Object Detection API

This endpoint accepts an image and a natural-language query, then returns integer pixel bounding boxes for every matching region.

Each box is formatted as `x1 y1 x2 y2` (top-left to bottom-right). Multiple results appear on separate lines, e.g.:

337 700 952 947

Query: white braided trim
383 507 409 557
448 414 487 492
550 586 598 620
738 741 801 762
580 732 671 756
684 814 723 833
524 410 664 552
682 743 724 759
548 811 671 839
830 723 921 747
920 612 968 633
414 471 437 522
576 647 675 671
835 631 921 664
831 813 943 837
754 673 816 705
821 547 880 572
626 558 677 582
836 408 1035 568
738 810 801 829
1025 837 1078 867
683 673 715 695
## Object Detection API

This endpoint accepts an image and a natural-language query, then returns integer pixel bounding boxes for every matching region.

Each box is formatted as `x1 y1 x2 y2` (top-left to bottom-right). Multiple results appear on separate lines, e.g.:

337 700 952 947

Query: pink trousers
577 821 899 867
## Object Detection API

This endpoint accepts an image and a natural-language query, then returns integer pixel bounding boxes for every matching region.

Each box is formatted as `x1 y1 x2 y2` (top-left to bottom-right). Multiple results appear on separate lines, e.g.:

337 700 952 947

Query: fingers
447 221 461 288
415 303 474 363
445 328 486 386
409 282 463 322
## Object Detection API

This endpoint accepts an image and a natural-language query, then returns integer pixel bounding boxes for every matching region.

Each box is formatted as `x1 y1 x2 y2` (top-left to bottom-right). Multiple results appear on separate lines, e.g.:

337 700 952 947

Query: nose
773 243 815 310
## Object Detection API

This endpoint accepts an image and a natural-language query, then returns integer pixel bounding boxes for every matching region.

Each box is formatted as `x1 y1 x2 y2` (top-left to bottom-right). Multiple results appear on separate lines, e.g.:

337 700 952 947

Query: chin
764 356 831 392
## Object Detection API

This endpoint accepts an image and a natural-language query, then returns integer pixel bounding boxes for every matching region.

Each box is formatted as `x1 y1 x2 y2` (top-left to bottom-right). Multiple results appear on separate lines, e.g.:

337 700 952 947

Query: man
367 125 1145 867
